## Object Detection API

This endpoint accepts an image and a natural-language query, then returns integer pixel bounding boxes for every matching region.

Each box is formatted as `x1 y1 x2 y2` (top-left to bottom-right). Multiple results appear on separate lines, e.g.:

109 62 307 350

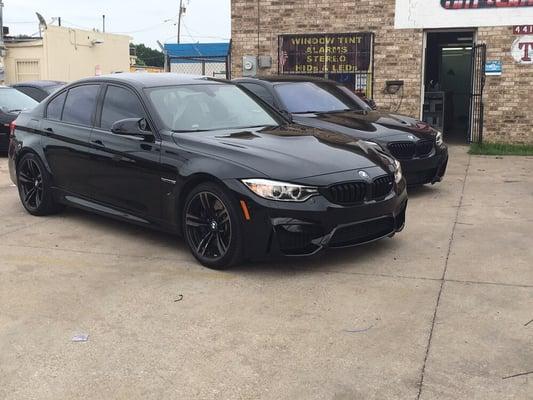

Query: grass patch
469 142 533 156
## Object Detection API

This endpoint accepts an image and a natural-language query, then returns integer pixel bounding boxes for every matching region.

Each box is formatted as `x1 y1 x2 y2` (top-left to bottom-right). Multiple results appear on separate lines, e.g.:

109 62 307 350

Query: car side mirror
111 118 153 140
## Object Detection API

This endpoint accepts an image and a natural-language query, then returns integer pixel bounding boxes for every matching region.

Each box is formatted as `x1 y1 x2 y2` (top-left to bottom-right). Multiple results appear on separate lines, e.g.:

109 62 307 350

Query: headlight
393 159 403 184
242 179 318 202
435 130 444 146
360 140 382 150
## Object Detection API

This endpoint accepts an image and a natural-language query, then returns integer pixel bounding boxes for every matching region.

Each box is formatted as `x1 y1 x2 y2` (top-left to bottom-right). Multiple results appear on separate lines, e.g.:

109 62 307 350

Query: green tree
131 43 165 67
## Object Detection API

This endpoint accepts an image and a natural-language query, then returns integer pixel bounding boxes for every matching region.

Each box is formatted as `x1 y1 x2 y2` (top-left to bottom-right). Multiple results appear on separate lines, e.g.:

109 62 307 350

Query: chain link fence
168 56 231 79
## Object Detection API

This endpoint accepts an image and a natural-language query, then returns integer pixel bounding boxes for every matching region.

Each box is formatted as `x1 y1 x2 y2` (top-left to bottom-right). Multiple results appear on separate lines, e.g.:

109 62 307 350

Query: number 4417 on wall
513 25 533 35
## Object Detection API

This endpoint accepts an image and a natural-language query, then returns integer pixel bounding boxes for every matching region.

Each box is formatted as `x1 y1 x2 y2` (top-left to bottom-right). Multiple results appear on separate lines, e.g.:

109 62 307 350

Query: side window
46 91 67 121
100 85 146 130
240 83 275 107
62 85 100 126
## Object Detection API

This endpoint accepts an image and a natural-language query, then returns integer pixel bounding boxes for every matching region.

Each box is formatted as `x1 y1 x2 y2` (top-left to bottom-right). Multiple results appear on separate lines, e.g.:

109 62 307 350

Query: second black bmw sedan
12 80 66 102
0 86 38 153
235 76 448 186
9 73 407 269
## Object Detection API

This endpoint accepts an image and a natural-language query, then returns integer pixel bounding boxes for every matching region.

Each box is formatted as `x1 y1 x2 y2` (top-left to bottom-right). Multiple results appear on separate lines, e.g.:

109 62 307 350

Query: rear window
0 88 38 112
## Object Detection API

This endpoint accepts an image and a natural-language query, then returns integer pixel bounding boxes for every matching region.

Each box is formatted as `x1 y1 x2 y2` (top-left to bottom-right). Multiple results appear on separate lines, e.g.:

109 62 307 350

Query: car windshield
274 81 371 114
0 88 38 112
147 83 281 132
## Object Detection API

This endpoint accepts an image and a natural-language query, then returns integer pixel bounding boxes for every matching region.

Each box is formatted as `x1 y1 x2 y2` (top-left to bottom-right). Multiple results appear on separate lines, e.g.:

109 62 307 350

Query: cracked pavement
0 146 532 399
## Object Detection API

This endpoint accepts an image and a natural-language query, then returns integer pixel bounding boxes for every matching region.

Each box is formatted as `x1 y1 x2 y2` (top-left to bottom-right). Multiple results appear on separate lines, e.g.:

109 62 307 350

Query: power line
60 19 93 30
114 20 174 34
163 24 229 43
182 23 203 56
181 21 230 40
5 20 36 24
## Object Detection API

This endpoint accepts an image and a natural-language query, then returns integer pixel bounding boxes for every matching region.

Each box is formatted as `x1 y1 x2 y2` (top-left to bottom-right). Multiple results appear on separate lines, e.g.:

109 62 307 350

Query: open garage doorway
422 31 476 144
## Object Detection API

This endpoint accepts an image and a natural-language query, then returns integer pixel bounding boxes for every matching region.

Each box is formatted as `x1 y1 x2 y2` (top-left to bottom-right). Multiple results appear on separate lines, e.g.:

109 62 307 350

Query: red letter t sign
519 41 533 62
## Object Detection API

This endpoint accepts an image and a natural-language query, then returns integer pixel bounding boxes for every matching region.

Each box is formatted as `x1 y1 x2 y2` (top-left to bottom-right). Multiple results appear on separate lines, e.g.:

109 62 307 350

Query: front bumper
401 145 448 186
225 180 408 260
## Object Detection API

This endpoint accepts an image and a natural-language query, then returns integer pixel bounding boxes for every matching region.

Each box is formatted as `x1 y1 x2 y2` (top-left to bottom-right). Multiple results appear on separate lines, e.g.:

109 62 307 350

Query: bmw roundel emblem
358 170 370 179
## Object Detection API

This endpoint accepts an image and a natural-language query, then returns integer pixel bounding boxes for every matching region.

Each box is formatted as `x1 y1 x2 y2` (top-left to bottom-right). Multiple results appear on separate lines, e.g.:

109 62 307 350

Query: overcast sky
5 0 231 49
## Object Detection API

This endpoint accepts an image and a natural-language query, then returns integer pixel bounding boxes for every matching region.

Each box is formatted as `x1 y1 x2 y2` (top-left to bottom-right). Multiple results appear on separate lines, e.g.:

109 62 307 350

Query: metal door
469 44 486 144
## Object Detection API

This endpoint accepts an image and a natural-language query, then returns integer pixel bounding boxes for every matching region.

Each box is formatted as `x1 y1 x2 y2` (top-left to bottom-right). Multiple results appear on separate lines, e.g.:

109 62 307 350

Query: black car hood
172 124 393 181
292 110 438 142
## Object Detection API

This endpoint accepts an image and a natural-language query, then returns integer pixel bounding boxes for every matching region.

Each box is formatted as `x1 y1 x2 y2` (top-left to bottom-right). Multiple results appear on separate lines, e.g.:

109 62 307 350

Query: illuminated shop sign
278 33 372 74
278 33 374 95
441 0 533 9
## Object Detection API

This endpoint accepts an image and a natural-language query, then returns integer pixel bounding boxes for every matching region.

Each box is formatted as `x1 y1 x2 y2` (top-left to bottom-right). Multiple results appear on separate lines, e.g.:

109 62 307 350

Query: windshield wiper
292 109 352 114
233 124 279 130
350 108 369 114
325 108 353 113
171 129 211 133
172 124 280 133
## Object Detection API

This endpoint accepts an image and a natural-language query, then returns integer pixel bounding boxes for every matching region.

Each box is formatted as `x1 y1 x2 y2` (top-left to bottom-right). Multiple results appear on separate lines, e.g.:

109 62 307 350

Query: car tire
17 153 64 216
182 182 243 269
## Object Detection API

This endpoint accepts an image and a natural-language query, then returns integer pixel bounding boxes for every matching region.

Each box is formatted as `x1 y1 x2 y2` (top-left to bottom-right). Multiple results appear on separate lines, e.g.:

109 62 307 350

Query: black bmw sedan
235 76 448 186
0 86 38 154
9 73 407 269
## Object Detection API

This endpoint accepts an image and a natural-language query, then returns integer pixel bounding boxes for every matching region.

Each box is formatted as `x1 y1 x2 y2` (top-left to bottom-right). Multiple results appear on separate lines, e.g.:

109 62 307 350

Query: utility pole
0 0 5 84
177 0 184 44
102 15 106 33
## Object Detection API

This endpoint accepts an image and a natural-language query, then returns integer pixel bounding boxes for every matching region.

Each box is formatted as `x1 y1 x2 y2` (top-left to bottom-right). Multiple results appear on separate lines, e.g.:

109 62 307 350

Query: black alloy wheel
17 153 63 216
183 183 243 269
18 157 43 211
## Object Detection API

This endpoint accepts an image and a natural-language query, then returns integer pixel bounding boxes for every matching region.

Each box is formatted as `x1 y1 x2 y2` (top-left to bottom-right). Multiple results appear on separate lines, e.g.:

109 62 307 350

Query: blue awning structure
164 42 230 63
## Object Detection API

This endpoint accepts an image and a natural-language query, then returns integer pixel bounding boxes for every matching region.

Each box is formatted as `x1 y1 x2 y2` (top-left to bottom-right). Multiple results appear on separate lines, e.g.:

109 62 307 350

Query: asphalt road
1 146 532 399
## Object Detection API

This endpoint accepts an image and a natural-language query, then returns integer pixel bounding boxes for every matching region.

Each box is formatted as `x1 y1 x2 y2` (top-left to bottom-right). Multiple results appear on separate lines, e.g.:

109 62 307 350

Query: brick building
231 0 533 144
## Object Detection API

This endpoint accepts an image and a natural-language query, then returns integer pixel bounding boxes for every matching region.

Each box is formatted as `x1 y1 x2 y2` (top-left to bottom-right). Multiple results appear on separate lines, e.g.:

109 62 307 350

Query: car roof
235 75 339 85
72 73 229 89
12 80 66 88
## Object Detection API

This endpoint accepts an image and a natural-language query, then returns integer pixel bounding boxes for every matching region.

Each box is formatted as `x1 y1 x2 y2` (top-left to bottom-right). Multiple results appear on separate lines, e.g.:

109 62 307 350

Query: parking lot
0 145 532 399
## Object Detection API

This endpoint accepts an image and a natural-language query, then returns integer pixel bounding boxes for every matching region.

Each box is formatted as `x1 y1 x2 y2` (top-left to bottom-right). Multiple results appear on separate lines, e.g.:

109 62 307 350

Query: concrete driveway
0 146 532 400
